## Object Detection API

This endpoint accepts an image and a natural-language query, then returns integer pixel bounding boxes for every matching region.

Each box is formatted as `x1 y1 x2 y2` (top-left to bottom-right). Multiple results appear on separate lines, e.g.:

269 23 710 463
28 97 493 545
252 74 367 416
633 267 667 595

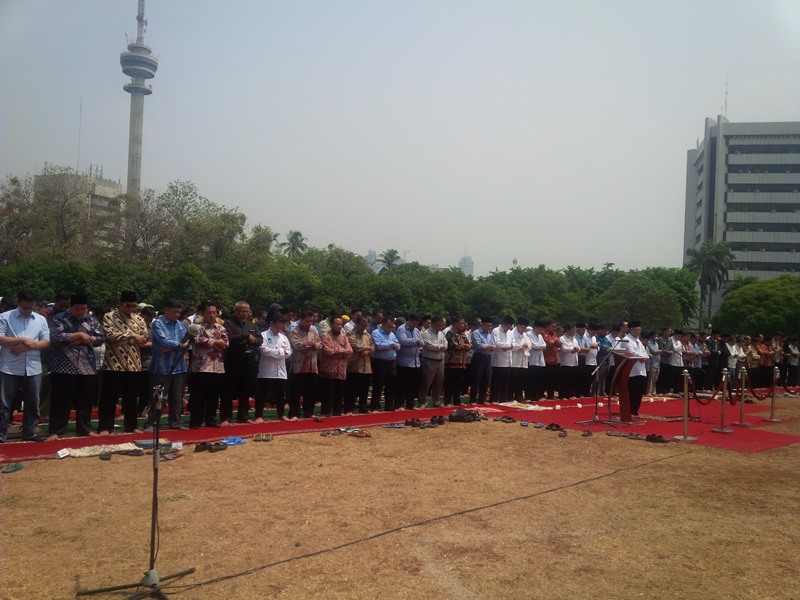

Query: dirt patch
2 400 800 600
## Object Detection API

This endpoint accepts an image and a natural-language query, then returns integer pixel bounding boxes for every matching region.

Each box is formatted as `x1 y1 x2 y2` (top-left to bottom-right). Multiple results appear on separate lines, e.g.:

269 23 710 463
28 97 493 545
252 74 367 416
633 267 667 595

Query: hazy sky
2 1 799 275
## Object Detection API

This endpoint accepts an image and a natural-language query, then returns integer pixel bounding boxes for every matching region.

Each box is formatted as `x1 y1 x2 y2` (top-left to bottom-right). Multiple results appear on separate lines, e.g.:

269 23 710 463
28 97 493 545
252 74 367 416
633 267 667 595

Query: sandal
99 452 112 461
160 450 183 461
348 429 371 438
558 430 568 437
645 434 670 443
2 462 23 474
582 430 592 437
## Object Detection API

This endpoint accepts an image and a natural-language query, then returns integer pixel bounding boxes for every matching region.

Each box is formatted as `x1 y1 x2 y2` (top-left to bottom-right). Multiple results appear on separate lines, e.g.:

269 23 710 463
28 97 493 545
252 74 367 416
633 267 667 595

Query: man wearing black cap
98 291 149 434
623 321 648 417
47 294 105 440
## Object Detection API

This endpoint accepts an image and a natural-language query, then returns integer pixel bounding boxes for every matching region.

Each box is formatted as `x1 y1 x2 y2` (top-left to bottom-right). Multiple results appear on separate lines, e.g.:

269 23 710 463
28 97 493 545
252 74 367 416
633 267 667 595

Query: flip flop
253 433 265 442
160 450 183 461
582 430 592 437
520 421 529 427
382 423 406 428
99 452 112 461
534 422 544 428
263 433 273 442
348 429 371 438
117 449 145 456
558 430 568 437
320 431 330 437
221 436 245 446
3 462 23 474
420 422 437 429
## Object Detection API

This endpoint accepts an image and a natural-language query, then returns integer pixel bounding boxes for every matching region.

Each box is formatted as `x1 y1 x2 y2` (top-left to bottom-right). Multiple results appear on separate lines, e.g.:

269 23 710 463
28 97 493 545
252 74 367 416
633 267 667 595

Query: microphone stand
77 334 197 599
576 336 627 426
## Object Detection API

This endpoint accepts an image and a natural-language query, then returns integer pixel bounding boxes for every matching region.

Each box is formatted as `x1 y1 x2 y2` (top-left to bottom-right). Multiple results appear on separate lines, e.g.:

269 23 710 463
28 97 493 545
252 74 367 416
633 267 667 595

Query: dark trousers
470 354 491 403
559 366 578 399
223 356 257 423
147 372 186 429
371 359 397 411
136 371 152 415
396 366 420 410
577 364 594 398
288 372 318 418
345 372 371 413
49 373 98 437
490 366 511 402
628 375 647 416
0 373 42 440
525 366 545 401
443 368 465 405
320 377 346 416
509 367 527 401
543 364 558 399
188 372 224 426
256 377 287 418
99 370 141 433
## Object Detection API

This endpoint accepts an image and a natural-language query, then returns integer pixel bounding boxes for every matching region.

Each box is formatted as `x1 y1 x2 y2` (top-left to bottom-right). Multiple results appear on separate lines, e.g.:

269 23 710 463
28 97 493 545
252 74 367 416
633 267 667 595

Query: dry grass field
2 400 799 600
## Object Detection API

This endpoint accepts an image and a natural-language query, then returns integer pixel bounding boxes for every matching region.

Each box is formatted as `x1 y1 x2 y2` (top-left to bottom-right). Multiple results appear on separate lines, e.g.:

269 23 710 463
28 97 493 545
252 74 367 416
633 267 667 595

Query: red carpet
1 396 797 462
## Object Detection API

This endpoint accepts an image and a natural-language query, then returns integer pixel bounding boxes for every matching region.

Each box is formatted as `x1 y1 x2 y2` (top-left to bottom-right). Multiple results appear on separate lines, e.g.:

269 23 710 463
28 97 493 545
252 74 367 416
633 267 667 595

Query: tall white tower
120 0 158 197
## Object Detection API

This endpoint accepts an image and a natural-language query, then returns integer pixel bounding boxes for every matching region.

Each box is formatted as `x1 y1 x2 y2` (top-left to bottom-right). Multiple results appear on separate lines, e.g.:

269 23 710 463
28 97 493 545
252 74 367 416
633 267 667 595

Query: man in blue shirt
470 318 496 404
0 291 51 442
371 315 399 411
146 298 189 431
395 314 423 410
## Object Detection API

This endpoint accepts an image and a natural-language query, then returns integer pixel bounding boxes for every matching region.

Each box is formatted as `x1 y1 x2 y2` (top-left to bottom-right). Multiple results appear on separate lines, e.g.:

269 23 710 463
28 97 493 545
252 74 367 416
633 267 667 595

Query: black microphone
179 323 202 345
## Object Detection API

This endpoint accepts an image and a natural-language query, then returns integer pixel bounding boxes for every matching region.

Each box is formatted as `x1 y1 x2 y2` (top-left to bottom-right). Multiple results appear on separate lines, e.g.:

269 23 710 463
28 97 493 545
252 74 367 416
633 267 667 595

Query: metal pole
732 367 751 427
764 366 781 423
712 368 733 434
674 369 696 442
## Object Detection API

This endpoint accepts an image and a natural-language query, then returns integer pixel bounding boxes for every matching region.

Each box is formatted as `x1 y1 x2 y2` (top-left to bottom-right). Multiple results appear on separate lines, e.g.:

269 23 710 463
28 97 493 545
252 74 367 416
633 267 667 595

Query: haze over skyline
2 1 799 275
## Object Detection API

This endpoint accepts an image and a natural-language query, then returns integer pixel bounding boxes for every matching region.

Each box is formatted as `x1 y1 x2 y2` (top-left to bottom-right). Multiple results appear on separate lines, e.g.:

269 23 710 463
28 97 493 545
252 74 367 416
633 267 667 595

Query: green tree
280 230 308 258
375 248 401 271
685 240 735 325
713 275 800 335
592 273 683 330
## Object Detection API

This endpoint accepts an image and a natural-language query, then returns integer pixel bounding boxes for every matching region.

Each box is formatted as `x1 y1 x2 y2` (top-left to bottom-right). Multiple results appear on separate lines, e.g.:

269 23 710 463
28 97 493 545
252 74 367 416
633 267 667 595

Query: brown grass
2 400 800 600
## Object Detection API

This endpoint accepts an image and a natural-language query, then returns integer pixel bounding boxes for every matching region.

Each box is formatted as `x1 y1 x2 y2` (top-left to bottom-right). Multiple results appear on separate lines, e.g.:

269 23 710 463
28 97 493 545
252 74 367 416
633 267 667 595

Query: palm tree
279 230 308 258
376 248 401 269
685 240 735 325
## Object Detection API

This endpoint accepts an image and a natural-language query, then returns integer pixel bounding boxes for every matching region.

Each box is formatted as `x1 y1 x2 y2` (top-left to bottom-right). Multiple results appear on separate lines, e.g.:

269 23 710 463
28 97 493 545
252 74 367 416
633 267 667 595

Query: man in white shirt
510 317 532 401
257 313 293 421
525 320 547 401
490 316 515 403
622 320 649 417
558 324 580 399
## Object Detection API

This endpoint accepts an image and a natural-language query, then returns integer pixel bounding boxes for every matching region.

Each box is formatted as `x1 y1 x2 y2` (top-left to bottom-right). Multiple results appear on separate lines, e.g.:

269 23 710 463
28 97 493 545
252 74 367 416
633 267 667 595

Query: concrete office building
458 255 474 277
684 115 800 313
120 0 158 197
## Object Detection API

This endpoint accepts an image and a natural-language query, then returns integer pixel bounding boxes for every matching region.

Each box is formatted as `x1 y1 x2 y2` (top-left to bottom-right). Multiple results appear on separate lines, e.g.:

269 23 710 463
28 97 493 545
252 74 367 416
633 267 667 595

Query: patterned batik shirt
49 311 105 375
102 309 147 372
190 322 228 374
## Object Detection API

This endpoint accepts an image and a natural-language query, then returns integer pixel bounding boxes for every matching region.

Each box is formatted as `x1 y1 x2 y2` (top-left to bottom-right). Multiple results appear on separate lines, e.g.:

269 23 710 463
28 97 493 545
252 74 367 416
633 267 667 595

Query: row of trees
1 169 796 334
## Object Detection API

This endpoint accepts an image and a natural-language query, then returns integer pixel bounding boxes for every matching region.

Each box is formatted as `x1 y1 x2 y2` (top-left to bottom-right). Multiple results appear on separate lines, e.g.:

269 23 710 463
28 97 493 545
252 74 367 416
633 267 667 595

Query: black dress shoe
205 421 221 428
23 434 46 442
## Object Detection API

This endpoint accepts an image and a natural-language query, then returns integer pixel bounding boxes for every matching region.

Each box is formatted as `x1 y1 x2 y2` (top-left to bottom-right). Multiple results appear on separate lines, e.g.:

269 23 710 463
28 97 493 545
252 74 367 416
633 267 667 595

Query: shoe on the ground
23 434 46 442
172 424 188 430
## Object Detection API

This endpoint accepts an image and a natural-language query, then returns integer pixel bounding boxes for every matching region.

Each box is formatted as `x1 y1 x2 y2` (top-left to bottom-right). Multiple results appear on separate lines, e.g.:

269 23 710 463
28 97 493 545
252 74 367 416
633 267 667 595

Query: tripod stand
77 332 196 599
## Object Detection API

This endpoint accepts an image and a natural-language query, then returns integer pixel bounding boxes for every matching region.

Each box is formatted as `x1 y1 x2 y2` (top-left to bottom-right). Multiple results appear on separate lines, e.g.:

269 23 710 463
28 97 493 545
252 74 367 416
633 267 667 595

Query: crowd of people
0 289 798 444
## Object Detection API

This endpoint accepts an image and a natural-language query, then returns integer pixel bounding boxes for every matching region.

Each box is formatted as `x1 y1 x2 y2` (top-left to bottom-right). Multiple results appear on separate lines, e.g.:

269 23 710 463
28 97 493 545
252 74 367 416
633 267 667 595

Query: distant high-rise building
34 164 123 239
458 255 474 276
684 115 800 312
120 0 158 197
